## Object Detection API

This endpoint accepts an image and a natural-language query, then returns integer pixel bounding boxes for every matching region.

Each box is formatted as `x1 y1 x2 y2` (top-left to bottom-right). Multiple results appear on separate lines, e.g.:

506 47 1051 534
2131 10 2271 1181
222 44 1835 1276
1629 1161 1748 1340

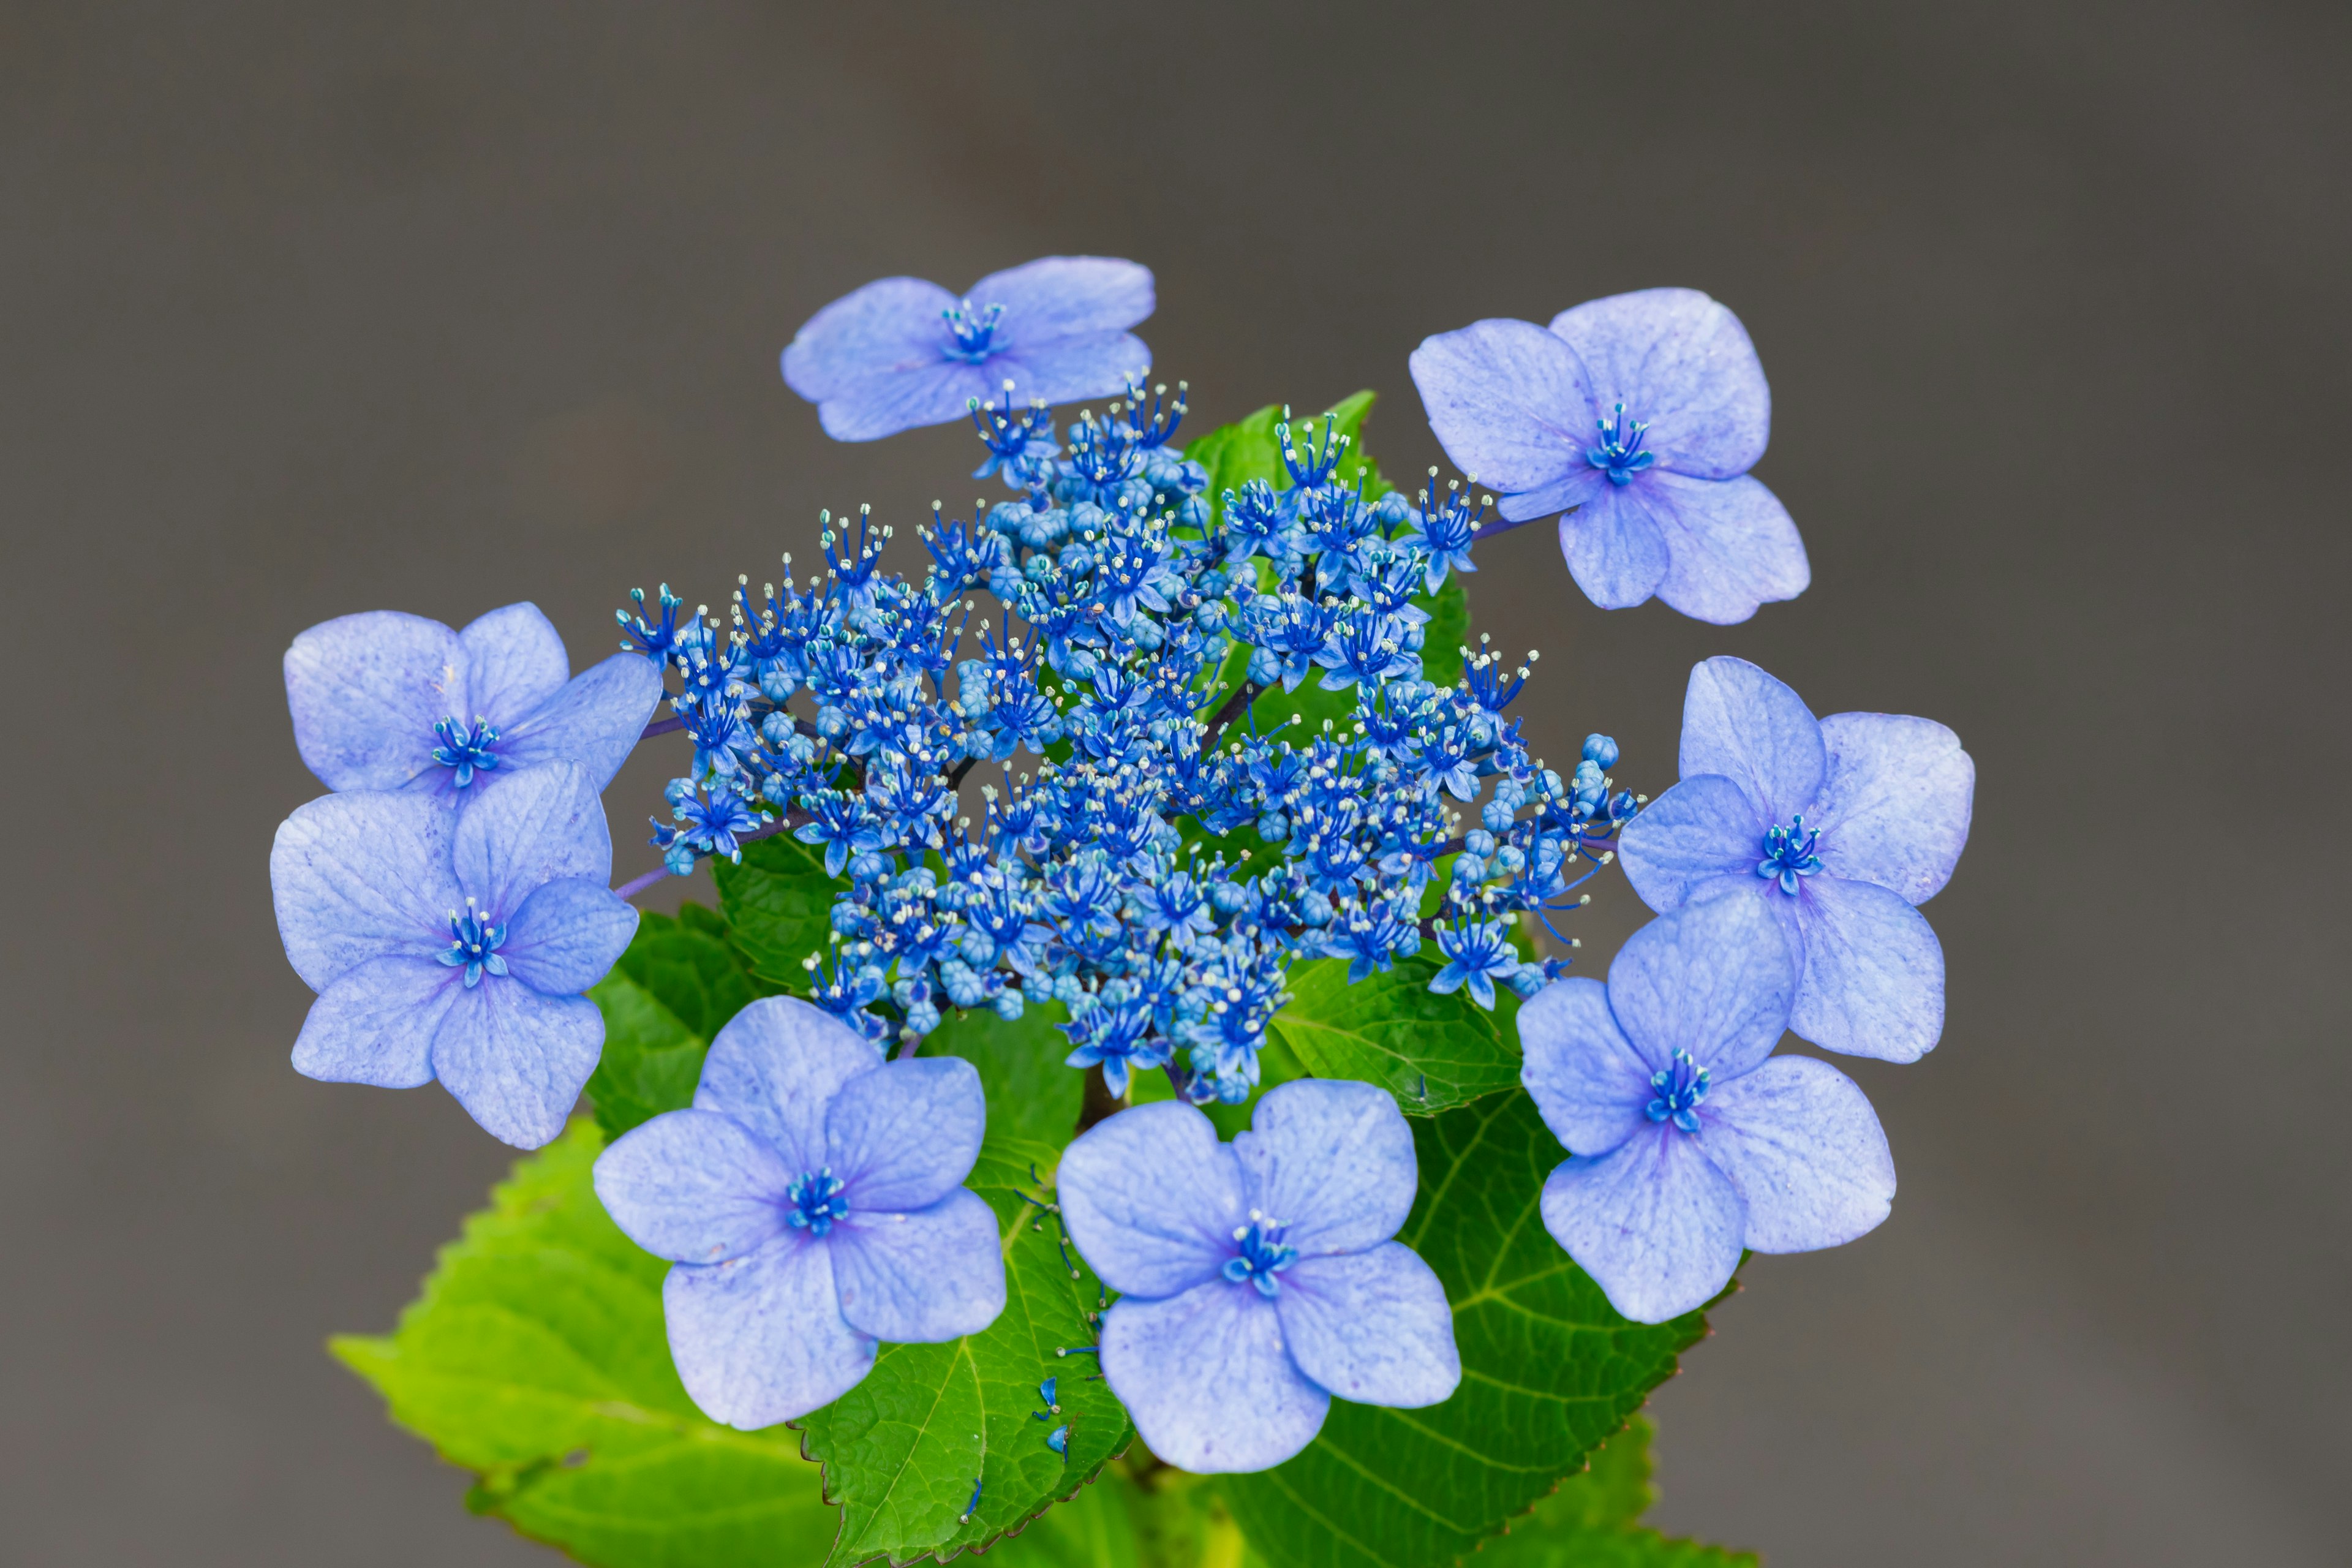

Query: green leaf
1416 574 1471 688
1476 1420 1760 1568
797 1136 1136 1567
921 1001 1084 1151
587 908 765 1138
331 1123 837 1566
1217 1090 1715 1568
714 833 843 992
985 1465 1251 1568
1267 956 1524 1116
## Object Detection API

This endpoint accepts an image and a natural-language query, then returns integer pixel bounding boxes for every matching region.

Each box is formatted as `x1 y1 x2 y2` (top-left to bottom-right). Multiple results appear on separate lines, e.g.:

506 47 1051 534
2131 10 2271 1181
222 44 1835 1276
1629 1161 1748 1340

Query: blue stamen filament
1586 402 1656 486
1222 1209 1298 1298
435 898 507 987
784 1168 850 1238
430 715 500 786
1645 1048 1711 1134
1757 815 1824 895
942 298 1007 361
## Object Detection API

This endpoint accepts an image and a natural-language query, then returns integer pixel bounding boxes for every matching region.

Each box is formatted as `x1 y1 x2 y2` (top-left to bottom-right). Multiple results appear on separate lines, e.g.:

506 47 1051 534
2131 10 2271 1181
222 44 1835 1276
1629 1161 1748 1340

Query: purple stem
1469 512 1540 543
642 714 685 739
612 814 799 903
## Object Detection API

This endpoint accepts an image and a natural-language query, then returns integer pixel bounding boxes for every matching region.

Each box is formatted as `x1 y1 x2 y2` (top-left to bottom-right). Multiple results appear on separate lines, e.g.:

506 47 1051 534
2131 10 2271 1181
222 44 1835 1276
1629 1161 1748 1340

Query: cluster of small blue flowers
618 385 1635 1102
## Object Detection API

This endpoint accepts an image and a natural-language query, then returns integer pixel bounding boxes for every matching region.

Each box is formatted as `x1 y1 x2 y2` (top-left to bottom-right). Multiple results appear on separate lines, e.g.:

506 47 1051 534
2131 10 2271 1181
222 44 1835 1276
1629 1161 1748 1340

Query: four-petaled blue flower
782 257 1155 442
1616 657 1975 1062
270 762 640 1148
1057 1080 1461 1473
1518 892 1896 1324
1409 289 1809 624
285 601 663 804
592 997 1007 1428
1430 917 1521 1010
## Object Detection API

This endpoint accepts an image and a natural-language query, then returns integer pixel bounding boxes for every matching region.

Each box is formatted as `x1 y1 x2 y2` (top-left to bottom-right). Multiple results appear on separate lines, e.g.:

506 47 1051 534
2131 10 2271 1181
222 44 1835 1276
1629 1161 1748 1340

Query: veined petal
967 255 1154 342
1058 1101 1248 1298
816 359 1001 442
1646 473 1809 626
1230 1079 1416 1257
1815 712 1975 905
283 610 458 792
664 1233 876 1430
1409 319 1595 516
496 652 666 792
824 1056 986 1213
271 790 459 991
1276 1244 1460 1409
1539 1125 1745 1325
500 876 637 995
782 276 961 401
1786 875 1945 1062
829 1189 1007 1342
1101 1281 1329 1474
992 333 1153 410
290 954 456 1088
1558 484 1671 609
451 761 611 919
593 1108 796 1264
457 603 570 728
1546 288 1771 479
1518 977 1653 1157
1678 656 1826 821
694 997 882 1175
1617 773 1766 914
1699 1057 1894 1253
1606 894 1796 1081
429 983 603 1149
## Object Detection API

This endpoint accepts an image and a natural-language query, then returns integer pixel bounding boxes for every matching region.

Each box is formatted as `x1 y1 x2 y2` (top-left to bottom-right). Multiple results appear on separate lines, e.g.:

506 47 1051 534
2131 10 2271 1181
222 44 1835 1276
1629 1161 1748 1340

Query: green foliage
797 1136 1134 1566
1268 955 1524 1117
1479 1421 1760 1568
586 908 765 1139
1216 1090 1716 1568
921 1001 1084 1152
714 833 841 992
331 1123 838 1566
988 1465 1250 1568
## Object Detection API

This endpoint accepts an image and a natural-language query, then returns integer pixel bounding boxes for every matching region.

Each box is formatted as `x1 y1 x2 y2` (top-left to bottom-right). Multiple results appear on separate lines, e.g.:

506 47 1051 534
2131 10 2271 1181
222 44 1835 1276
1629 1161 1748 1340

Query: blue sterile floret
614 377 1640 1102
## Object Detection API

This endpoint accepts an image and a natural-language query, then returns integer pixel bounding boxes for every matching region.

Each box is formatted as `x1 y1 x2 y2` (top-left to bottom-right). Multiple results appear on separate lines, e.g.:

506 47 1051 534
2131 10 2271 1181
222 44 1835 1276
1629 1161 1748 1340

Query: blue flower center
1757 815 1824 895
785 1169 850 1238
1586 402 1656 486
1645 1048 1711 1133
942 299 1007 363
435 899 508 987
1221 1210 1298 1298
430 715 501 787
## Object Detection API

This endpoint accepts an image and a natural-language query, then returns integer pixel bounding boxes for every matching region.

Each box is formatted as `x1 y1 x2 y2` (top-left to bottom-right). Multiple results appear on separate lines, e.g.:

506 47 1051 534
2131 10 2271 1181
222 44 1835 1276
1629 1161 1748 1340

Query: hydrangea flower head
270 761 639 1147
782 257 1155 441
284 601 662 803
1409 288 1808 624
592 996 1006 1429
1056 1079 1461 1472
1520 892 1896 1324
1615 656 1975 1061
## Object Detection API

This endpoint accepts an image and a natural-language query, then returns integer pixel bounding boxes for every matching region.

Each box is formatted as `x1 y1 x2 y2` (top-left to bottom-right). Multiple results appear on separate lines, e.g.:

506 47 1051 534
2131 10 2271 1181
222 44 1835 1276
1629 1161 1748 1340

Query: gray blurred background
3 2 2346 1563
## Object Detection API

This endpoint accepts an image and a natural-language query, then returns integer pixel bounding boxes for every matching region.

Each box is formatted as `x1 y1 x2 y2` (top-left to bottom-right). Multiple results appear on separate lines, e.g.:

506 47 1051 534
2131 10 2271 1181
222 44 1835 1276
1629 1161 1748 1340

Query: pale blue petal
1101 1281 1328 1474
1517 977 1653 1157
1814 712 1975 905
593 1108 796 1264
429 983 603 1149
496 652 666 791
1229 1079 1415 1257
1677 656 1826 821
782 276 960 401
1616 773 1765 914
1699 1057 1895 1253
1539 1125 1745 1325
1557 483 1671 609
1275 1243 1460 1409
290 954 456 1088
818 359 1002 442
1057 1101 1248 1298
1605 894 1795 1080
694 996 882 1174
1546 288 1771 479
451 761 611 919
991 333 1153 410
829 1189 1007 1342
501 876 637 995
271 790 459 991
456 602 570 727
967 256 1154 342
823 1056 986 1212
283 610 457 791
1408 319 1595 520
1646 473 1809 625
664 1233 876 1429
1787 875 1945 1062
